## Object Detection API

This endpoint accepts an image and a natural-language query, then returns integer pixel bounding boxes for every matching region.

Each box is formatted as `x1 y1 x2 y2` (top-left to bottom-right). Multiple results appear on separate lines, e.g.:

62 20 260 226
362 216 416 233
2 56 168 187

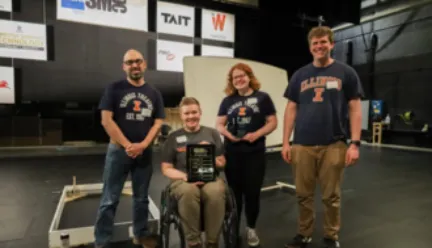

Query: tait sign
57 0 148 31
201 9 235 43
157 1 194 37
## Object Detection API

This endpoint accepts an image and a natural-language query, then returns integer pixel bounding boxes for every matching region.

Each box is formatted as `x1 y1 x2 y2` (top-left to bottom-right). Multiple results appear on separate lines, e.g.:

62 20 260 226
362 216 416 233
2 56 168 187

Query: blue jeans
94 143 153 246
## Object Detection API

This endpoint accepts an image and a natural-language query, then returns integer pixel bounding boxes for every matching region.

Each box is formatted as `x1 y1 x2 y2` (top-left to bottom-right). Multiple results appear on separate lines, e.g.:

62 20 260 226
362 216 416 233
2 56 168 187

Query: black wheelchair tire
159 216 186 248
223 206 238 248
222 186 239 248
158 189 186 248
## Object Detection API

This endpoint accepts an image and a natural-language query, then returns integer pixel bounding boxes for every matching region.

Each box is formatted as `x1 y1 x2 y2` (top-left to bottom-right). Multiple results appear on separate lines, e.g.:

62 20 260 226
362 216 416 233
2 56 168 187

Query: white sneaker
247 227 260 246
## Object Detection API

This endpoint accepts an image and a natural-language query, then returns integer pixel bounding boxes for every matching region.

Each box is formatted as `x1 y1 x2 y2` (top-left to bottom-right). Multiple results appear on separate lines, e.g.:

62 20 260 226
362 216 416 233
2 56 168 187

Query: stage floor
1 146 432 248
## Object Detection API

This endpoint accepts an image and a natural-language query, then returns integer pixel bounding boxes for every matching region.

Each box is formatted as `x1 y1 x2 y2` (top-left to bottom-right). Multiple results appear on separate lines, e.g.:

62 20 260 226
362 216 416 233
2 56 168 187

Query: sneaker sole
284 237 313 248
248 240 260 247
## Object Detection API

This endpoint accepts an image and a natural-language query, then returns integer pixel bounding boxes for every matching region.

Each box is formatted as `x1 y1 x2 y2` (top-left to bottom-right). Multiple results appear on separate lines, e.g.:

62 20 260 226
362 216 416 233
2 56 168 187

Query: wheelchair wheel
223 186 239 248
159 190 186 248
160 215 186 248
223 211 238 248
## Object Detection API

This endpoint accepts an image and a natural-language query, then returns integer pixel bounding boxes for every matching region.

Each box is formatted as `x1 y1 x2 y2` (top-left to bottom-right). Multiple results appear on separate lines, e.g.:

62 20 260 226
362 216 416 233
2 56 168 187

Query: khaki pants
291 141 347 240
170 177 226 245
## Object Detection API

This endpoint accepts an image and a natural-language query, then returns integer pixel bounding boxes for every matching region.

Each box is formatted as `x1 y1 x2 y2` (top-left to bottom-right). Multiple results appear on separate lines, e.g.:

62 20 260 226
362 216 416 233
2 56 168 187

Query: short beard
129 72 143 81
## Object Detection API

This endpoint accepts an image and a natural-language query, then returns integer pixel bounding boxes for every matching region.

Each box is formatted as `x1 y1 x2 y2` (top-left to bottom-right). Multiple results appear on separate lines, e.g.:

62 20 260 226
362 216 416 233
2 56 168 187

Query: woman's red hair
224 62 261 96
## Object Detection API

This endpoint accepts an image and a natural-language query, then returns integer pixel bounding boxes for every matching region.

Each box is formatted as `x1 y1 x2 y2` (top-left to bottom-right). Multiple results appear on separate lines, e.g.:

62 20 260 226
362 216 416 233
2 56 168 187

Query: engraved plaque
186 144 216 183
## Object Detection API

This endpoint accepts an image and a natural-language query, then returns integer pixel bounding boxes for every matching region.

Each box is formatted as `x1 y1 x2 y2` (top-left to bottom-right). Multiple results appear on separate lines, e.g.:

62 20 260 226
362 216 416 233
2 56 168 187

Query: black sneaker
321 238 340 248
284 234 312 248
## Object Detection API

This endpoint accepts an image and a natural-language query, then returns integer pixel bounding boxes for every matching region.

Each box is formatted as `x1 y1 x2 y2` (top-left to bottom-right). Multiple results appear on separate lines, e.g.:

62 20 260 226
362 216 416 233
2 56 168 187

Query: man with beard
94 49 165 248
282 26 364 248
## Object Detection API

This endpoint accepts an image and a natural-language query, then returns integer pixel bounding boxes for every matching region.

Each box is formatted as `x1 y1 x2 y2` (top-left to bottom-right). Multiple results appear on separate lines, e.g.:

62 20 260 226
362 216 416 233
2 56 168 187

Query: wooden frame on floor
48 178 160 248
260 146 297 192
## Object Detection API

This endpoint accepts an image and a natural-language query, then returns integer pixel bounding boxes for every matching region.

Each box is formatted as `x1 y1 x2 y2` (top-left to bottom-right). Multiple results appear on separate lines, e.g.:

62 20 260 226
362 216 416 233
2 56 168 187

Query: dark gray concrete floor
0 146 432 248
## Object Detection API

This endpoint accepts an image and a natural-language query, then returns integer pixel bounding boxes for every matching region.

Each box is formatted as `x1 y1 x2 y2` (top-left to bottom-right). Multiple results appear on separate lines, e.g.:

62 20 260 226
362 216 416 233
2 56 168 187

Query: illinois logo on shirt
133 100 142 112
300 76 342 103
119 92 154 121
238 107 246 116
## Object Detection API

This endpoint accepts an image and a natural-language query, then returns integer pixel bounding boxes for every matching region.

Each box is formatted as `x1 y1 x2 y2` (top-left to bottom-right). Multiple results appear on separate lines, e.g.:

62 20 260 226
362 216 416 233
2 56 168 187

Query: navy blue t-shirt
98 80 165 144
284 60 364 146
218 90 276 153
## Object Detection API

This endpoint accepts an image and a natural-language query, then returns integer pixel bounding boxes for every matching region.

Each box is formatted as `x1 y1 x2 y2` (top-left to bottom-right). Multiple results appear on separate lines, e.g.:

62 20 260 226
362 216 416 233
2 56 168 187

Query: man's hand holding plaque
181 173 204 186
215 156 225 168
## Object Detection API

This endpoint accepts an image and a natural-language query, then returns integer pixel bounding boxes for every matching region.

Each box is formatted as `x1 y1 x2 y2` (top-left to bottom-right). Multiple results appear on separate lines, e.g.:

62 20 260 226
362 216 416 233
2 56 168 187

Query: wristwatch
350 140 361 147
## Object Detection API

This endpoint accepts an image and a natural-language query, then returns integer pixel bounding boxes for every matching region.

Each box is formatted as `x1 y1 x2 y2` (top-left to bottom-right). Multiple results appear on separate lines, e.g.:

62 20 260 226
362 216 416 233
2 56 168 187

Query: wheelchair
158 178 238 248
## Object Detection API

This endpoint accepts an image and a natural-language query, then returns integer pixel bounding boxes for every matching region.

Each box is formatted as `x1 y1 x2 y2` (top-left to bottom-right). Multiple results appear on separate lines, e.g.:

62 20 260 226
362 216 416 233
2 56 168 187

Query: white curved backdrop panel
183 56 292 148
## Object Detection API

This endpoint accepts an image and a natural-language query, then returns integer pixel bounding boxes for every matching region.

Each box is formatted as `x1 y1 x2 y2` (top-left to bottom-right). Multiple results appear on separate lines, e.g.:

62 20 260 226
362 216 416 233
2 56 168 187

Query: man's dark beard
129 70 143 81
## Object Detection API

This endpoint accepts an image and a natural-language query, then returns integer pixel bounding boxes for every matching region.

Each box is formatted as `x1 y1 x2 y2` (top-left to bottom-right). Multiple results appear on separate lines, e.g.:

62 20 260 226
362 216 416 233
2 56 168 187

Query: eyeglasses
124 59 144 66
233 74 246 80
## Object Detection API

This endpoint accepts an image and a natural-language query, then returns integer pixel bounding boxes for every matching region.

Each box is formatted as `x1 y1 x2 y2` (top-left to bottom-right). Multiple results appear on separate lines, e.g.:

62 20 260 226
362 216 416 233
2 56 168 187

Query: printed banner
201 45 234 58
0 0 11 12
57 0 148 31
0 20 47 61
0 66 15 104
157 1 194 37
201 9 235 43
157 40 194 72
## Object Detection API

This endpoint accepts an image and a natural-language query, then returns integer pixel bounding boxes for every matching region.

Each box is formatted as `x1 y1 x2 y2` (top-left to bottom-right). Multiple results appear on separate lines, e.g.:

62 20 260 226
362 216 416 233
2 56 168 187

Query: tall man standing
281 26 364 248
94 49 165 248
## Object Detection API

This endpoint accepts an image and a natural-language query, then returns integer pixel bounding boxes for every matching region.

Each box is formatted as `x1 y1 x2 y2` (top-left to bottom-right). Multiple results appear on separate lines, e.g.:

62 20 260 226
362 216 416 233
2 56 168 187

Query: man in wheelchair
160 97 227 248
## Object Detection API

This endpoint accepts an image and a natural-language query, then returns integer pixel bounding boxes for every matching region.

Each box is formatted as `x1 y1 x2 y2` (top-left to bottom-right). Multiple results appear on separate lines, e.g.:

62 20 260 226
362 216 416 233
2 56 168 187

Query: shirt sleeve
211 129 225 156
283 71 301 103
217 97 229 116
260 92 277 116
344 67 365 101
153 89 166 119
99 84 115 111
160 133 176 165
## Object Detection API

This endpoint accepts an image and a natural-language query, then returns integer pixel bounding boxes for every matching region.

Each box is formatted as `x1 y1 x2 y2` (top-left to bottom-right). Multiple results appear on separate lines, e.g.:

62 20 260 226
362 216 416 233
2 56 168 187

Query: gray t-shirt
160 126 225 172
